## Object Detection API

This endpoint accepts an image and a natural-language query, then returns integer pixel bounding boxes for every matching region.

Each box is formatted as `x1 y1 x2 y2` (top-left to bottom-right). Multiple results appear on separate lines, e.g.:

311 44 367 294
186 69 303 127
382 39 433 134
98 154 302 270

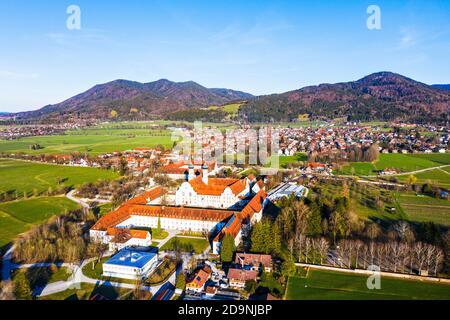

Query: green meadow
336 153 449 176
0 158 119 197
286 269 450 300
266 153 308 168
160 236 210 254
0 133 174 155
396 167 450 188
0 196 80 247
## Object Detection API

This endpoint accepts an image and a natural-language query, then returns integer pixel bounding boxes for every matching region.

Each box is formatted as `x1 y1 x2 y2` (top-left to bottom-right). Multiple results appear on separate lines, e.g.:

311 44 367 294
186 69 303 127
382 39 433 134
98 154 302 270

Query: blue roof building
103 249 159 280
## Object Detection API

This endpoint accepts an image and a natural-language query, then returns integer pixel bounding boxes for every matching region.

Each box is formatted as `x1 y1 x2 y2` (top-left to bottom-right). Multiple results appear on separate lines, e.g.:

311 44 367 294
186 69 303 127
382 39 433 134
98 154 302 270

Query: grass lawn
397 193 450 226
286 269 450 300
0 196 80 248
336 153 447 176
409 153 450 165
160 237 210 254
0 158 119 197
152 229 169 240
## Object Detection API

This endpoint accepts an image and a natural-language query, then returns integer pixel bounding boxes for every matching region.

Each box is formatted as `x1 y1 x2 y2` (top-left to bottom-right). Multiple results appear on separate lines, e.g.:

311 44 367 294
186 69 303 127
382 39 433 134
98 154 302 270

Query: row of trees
289 234 445 276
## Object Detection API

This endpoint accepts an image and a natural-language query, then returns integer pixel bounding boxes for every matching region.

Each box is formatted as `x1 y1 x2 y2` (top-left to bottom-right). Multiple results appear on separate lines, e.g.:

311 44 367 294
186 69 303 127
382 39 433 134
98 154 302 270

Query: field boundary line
295 263 450 284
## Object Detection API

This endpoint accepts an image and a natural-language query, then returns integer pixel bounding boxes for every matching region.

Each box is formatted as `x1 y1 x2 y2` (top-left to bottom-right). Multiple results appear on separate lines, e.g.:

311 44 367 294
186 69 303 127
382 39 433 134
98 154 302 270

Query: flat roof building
267 183 307 202
103 249 159 280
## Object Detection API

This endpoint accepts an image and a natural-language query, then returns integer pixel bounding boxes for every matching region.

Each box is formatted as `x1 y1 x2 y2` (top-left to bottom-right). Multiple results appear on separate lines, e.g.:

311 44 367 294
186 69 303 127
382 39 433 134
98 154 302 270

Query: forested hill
239 72 450 124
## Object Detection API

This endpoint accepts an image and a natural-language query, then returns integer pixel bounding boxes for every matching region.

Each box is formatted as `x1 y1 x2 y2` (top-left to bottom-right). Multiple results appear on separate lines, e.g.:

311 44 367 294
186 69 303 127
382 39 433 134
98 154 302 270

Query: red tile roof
187 267 211 289
227 268 258 282
213 190 267 242
188 177 247 196
234 253 272 269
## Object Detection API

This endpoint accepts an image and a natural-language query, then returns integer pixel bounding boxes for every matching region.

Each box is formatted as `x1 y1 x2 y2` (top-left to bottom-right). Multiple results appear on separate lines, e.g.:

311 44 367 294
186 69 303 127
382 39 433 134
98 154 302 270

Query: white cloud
0 70 39 80
399 27 417 48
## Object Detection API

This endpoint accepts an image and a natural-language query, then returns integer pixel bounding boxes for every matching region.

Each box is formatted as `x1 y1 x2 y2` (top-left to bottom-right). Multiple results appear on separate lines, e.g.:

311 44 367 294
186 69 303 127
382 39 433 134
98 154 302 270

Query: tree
110 110 118 118
271 223 282 254
405 175 417 186
13 272 33 300
157 215 162 234
281 258 296 277
245 280 257 295
306 202 322 236
220 234 236 263
119 157 128 176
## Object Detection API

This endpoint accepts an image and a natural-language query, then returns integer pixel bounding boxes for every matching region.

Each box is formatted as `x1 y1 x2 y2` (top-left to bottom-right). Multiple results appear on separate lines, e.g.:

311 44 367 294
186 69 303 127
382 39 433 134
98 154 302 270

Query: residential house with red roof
186 266 211 293
227 268 258 288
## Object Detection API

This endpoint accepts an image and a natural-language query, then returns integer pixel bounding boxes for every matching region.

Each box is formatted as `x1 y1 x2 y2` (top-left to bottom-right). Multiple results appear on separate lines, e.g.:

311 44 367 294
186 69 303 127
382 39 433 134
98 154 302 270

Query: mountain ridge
16 79 253 121
238 72 450 124
14 72 450 124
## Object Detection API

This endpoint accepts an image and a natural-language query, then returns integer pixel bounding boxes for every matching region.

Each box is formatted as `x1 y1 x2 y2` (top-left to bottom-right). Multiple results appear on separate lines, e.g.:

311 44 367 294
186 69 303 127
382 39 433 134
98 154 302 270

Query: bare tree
414 242 427 275
433 249 444 276
354 240 364 269
317 238 329 265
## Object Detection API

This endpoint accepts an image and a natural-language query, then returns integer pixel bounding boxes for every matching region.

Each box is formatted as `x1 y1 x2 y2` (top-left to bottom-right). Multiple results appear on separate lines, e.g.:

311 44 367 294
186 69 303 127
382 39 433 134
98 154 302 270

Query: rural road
66 190 90 209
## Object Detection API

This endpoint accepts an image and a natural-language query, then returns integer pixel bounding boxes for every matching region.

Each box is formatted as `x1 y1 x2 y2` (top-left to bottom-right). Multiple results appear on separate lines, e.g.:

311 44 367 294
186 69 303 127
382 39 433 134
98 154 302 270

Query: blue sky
1 0 449 112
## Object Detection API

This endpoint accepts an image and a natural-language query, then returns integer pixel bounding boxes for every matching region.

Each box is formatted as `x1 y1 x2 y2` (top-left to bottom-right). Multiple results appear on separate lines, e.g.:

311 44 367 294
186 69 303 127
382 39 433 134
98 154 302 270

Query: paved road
66 189 90 209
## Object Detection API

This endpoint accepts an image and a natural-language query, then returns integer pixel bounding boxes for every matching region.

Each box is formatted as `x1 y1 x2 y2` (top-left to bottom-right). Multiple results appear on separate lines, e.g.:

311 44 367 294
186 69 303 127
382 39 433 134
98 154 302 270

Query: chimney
202 163 209 184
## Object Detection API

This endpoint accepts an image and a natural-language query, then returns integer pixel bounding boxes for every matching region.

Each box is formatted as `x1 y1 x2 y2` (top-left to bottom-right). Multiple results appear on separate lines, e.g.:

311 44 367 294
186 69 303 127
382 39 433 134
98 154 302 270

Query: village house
186 266 212 293
227 268 258 289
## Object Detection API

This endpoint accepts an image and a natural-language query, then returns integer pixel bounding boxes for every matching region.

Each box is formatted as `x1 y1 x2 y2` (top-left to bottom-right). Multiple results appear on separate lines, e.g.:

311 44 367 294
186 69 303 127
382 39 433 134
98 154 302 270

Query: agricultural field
266 153 308 168
0 158 119 197
204 103 243 117
0 196 80 247
396 193 450 226
0 132 174 155
336 153 449 176
285 269 450 300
